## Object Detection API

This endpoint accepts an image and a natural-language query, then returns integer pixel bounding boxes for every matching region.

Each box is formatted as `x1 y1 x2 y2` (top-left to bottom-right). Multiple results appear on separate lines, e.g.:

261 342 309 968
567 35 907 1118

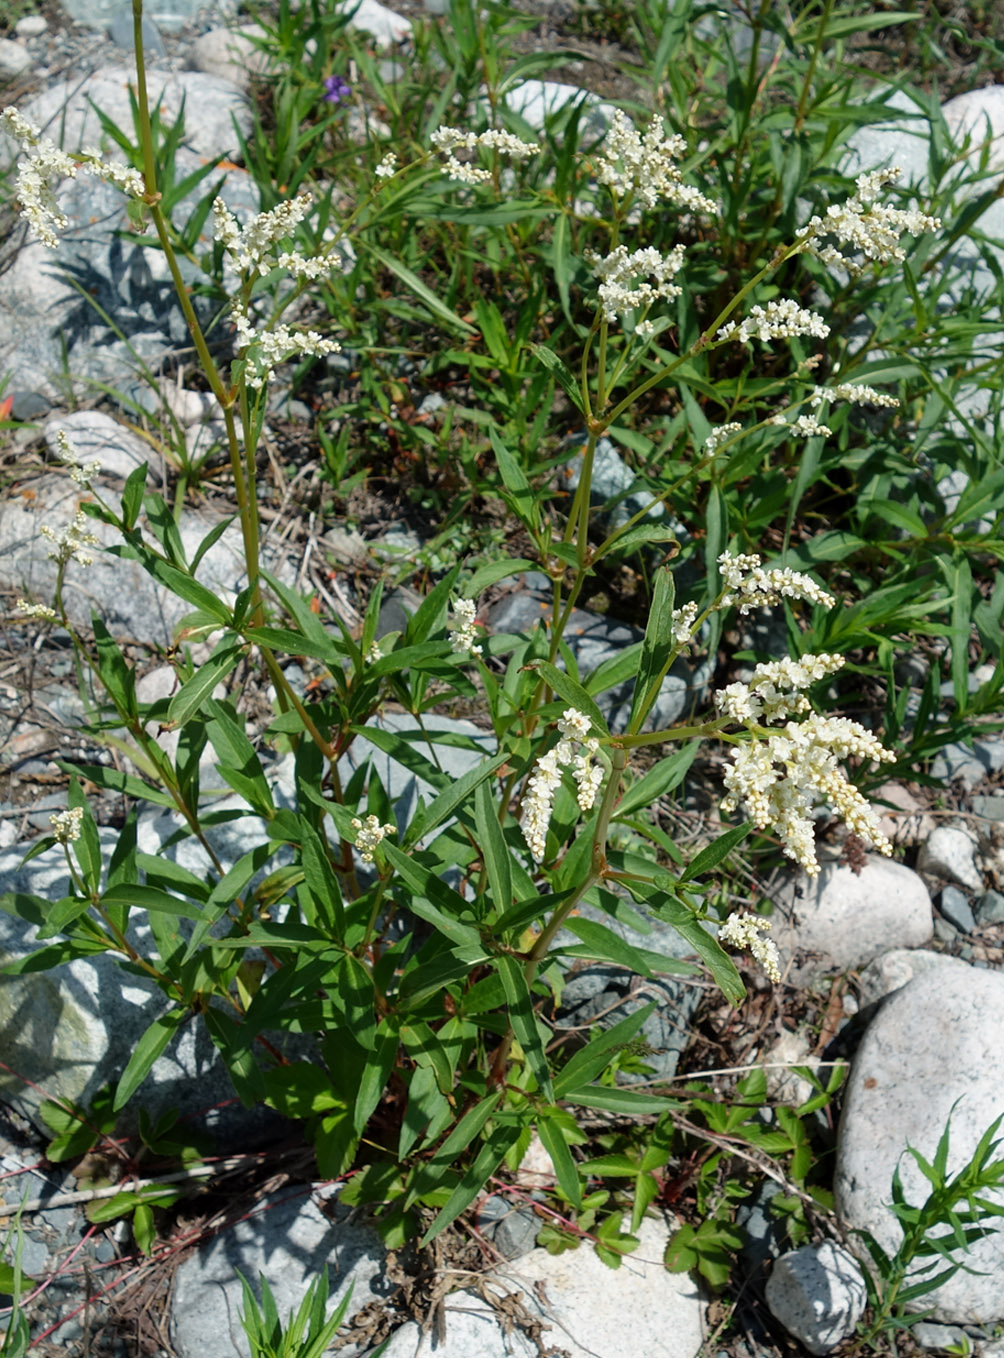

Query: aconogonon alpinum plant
1 0 939 1255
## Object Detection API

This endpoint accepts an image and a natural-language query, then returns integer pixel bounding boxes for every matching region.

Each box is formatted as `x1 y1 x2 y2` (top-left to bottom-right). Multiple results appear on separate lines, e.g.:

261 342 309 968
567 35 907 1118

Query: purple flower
322 74 351 106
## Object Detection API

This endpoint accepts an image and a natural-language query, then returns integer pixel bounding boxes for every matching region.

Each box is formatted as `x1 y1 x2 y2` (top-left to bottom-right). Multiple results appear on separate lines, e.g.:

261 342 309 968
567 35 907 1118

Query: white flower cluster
447 597 482 657
351 814 397 863
715 652 844 725
212 194 343 386
49 805 83 845
595 110 717 213
717 552 835 615
798 168 941 276
770 413 832 439
671 601 699 645
717 912 781 984
704 422 742 455
40 509 100 567
55 429 100 485
375 152 398 179
1 106 145 249
431 127 539 185
717 299 830 346
809 382 899 409
230 301 341 390
16 599 58 622
721 711 895 875
522 708 603 862
365 638 383 663
591 244 686 325
212 194 315 277
718 647 895 874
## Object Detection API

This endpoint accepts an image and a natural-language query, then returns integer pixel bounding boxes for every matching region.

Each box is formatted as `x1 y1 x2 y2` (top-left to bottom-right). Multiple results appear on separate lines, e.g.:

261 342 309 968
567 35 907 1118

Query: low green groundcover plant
1 0 1004 1349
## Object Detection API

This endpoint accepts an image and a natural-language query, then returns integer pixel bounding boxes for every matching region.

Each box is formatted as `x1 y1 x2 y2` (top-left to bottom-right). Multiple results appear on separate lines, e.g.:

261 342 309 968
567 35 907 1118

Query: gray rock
171 1187 387 1358
0 37 31 77
917 825 983 892
476 1195 540 1260
495 1214 704 1358
377 1299 537 1358
0 470 295 646
10 391 51 421
106 9 164 53
765 1242 866 1356
0 829 260 1138
188 25 274 92
338 711 494 833
736 1181 785 1271
939 885 976 934
562 435 688 541
977 890 1004 926
770 859 932 988
835 964 1004 1322
486 587 710 732
972 796 1004 824
930 738 1004 790
503 80 612 137
60 0 236 32
912 1322 970 1350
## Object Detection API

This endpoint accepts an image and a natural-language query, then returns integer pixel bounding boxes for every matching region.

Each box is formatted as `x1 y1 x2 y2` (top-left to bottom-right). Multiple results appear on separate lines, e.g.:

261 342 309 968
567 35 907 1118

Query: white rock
14 14 49 36
836 964 1004 1322
763 1029 819 1106
872 781 935 845
503 80 613 135
765 1242 866 1355
364 1217 706 1357
378 1298 537 1357
340 0 412 48
856 948 973 1011
0 831 238 1133
171 1187 388 1357
917 825 983 891
20 68 251 163
160 382 218 427
187 25 273 93
770 858 932 988
0 37 31 77
941 87 1004 174
45 411 156 482
0 469 294 645
504 1215 704 1358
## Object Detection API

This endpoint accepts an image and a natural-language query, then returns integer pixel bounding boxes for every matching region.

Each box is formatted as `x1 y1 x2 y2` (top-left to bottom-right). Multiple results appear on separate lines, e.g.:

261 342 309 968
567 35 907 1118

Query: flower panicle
50 805 83 845
447 597 483 657
717 299 830 346
718 912 781 984
716 552 835 615
522 708 603 862
596 109 717 213
797 167 941 276
431 126 539 185
1 105 144 249
351 814 396 863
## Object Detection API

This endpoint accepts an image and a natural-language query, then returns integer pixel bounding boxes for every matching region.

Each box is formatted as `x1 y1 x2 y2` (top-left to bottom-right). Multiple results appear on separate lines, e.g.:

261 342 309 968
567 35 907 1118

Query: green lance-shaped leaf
629 565 675 732
497 955 554 1101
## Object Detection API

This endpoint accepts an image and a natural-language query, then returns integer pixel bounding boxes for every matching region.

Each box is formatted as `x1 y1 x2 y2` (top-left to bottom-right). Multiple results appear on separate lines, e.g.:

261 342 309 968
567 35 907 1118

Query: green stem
793 0 834 134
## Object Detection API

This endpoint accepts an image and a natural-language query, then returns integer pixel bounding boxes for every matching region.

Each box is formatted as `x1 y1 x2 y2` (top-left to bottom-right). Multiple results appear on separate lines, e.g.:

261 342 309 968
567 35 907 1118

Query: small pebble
939 885 976 935
15 14 48 37
977 889 1004 926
